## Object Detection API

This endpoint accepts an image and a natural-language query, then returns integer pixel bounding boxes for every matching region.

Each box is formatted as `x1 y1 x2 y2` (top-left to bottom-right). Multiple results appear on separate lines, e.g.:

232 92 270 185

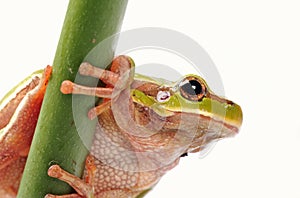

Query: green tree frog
0 56 242 198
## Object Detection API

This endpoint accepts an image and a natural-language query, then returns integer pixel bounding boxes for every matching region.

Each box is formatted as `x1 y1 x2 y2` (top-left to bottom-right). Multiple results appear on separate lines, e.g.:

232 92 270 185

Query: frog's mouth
162 111 241 154
132 101 240 140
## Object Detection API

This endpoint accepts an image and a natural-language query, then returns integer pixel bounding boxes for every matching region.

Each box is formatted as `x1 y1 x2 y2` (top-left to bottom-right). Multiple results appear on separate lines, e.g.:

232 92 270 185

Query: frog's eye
179 77 206 101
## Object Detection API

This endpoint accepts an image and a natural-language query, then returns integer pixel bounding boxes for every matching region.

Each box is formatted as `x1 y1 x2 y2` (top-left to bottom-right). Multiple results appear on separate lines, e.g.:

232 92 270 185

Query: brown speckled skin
0 66 52 197
84 107 181 197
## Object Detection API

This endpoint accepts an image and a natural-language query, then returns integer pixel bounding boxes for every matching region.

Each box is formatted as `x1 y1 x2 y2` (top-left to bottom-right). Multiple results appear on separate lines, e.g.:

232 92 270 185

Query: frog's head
130 73 243 154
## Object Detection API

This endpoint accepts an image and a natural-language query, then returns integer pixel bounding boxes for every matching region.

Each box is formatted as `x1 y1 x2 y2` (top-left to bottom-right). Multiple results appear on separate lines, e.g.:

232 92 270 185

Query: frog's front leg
60 55 134 120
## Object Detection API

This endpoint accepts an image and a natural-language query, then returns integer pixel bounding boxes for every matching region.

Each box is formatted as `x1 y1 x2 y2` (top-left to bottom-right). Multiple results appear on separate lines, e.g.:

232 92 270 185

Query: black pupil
182 80 202 96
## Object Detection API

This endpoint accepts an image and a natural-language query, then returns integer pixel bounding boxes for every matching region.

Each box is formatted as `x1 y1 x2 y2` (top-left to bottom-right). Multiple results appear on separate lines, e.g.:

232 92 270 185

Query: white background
1 1 300 197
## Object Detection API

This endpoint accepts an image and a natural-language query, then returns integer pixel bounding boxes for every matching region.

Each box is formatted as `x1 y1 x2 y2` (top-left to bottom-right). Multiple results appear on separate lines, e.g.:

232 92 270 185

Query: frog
0 55 242 198
45 55 242 197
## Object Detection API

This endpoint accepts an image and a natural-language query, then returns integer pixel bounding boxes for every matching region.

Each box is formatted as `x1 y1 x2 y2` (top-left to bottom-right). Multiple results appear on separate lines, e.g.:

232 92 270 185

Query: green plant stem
17 0 128 197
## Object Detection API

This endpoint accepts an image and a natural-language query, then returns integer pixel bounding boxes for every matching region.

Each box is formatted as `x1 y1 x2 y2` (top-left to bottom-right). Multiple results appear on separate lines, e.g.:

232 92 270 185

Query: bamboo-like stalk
17 1 128 197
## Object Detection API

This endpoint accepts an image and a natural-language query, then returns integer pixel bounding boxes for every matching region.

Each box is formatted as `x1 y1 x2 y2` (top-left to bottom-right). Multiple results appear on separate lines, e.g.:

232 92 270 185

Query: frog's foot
46 164 93 198
60 55 134 119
